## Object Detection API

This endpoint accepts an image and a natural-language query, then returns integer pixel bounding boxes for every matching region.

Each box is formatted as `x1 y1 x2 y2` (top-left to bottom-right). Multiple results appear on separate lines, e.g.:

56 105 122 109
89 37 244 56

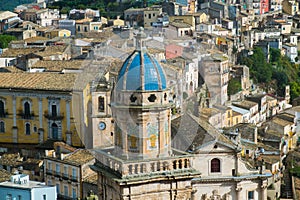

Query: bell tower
111 28 172 159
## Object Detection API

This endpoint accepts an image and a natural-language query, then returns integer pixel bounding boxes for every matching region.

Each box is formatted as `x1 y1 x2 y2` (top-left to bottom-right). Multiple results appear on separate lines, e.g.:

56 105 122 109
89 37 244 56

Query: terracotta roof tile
0 72 77 91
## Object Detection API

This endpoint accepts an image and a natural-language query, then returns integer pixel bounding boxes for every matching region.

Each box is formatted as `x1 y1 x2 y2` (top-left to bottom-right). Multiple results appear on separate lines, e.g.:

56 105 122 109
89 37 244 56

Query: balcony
44 111 64 120
94 148 195 178
70 175 78 182
62 173 69 179
18 110 34 120
54 171 61 177
46 169 53 175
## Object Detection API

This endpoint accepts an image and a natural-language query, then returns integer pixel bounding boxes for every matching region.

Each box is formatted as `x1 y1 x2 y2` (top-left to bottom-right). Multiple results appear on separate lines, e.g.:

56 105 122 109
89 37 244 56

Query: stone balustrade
94 149 193 177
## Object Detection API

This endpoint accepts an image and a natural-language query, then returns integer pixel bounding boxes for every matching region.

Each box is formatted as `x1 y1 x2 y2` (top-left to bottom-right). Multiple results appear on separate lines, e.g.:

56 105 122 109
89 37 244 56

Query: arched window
0 121 5 133
0 100 4 117
52 123 58 139
25 123 31 135
211 158 221 173
24 102 30 117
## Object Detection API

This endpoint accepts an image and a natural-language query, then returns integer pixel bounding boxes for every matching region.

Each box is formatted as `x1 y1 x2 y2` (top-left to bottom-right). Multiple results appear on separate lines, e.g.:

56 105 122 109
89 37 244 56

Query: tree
0 35 16 49
270 48 281 63
272 71 288 96
228 78 241 95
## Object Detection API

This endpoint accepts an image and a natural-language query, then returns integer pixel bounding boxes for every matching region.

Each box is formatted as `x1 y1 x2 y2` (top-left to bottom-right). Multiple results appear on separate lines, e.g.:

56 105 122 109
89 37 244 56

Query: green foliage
290 166 300 177
0 0 34 11
50 0 164 18
240 47 300 101
270 48 281 63
290 81 300 100
228 78 241 95
272 71 288 96
0 35 16 49
243 47 273 83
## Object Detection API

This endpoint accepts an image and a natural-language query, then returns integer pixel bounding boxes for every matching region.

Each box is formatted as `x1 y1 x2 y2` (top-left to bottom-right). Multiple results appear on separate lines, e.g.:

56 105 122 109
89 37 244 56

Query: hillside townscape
1 0 300 199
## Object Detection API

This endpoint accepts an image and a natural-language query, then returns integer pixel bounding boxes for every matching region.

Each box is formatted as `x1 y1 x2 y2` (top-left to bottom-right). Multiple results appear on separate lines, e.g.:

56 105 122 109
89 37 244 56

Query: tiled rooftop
170 21 191 28
0 153 22 166
35 45 69 57
258 154 280 164
1 48 43 57
272 117 293 127
0 72 77 91
0 67 24 73
200 107 220 118
83 172 98 184
31 60 85 71
0 169 11 182
171 113 237 152
24 36 49 43
63 149 94 165
232 100 258 110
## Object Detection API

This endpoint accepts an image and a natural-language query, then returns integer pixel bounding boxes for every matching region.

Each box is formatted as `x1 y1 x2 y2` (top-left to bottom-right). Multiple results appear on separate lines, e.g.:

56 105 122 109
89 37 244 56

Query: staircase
281 169 293 199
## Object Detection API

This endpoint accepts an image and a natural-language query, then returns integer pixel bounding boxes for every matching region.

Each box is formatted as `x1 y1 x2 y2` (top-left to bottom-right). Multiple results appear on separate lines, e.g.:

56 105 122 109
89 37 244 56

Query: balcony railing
94 149 194 178
70 175 78 181
44 112 64 120
62 173 69 179
54 171 61 177
18 111 34 119
0 109 8 118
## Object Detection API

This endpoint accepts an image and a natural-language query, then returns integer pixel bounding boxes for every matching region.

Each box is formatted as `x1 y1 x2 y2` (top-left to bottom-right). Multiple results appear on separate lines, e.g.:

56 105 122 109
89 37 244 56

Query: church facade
92 28 271 200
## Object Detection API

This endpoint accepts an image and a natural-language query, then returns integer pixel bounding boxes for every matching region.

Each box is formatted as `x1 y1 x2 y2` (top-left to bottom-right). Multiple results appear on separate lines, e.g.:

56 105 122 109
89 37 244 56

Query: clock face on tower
98 122 106 130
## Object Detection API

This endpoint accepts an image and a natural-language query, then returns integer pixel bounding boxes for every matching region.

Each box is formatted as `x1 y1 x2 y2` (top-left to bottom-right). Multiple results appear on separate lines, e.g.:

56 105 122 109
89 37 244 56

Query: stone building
199 53 229 106
92 28 271 200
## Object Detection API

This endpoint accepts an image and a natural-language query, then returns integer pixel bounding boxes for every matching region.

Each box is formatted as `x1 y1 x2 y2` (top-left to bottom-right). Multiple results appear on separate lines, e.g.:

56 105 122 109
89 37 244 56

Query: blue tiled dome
116 50 167 91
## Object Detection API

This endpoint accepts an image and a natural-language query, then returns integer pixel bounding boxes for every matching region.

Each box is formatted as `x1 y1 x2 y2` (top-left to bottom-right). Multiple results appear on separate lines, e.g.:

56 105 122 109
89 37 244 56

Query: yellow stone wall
0 90 85 147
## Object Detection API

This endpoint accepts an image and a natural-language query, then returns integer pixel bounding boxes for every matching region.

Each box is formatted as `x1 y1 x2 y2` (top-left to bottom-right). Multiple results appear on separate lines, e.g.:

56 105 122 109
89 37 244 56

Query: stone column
158 113 165 157
38 98 43 129
38 98 43 143
66 99 70 131
12 96 17 143
12 96 16 127
66 99 71 145
121 121 128 159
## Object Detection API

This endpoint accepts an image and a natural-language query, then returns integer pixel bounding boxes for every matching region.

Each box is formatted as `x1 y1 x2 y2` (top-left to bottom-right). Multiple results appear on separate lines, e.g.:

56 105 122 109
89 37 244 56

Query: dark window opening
130 94 137 103
164 93 167 101
211 158 221 173
0 121 4 133
52 105 57 117
25 123 31 135
98 97 105 112
0 100 4 116
52 123 58 139
24 102 30 117
148 94 157 102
